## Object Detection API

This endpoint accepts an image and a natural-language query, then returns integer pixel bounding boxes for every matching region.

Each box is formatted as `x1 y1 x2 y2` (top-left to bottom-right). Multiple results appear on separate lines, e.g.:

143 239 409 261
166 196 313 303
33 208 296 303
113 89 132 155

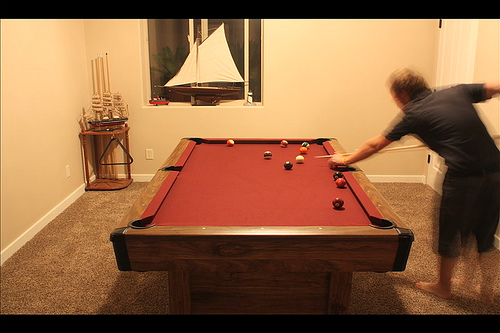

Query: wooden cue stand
80 124 133 191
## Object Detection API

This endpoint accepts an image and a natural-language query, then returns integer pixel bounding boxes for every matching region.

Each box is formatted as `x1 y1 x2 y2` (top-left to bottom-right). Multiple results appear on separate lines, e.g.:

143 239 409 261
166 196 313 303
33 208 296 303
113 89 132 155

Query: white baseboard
1 183 86 265
89 174 154 183
1 175 154 265
129 174 155 182
366 175 426 183
495 223 500 250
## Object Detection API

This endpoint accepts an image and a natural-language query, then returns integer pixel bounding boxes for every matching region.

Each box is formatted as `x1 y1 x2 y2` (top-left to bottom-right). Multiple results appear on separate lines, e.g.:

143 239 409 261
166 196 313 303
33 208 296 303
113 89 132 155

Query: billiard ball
333 171 344 180
280 140 288 147
332 198 344 209
301 142 310 148
264 151 272 159
295 155 305 164
226 139 234 147
284 161 293 170
299 147 308 154
335 178 346 188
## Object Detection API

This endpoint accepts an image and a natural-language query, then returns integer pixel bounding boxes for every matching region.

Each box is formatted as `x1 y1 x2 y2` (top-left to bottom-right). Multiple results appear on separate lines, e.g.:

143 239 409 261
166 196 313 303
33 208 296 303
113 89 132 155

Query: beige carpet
1 182 499 315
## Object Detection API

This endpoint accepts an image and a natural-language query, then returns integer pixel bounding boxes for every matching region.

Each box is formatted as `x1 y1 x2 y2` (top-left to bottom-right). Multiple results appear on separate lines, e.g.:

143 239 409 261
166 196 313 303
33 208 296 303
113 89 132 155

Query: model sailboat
164 23 244 105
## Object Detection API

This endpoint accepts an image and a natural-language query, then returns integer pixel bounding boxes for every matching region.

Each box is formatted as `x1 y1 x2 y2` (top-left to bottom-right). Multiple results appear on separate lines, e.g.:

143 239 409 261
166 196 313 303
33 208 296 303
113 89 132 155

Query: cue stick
105 54 117 178
346 144 426 155
99 55 106 95
96 55 101 97
91 59 96 95
315 134 500 158
314 144 426 158
105 53 111 93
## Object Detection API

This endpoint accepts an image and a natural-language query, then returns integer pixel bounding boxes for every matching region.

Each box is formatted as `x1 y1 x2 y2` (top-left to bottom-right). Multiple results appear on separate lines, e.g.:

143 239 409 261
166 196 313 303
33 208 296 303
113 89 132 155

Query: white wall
82 19 437 181
1 19 89 261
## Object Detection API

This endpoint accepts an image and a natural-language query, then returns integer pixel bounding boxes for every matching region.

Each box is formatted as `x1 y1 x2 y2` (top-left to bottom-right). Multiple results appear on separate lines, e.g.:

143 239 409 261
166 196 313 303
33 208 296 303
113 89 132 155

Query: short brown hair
389 68 430 99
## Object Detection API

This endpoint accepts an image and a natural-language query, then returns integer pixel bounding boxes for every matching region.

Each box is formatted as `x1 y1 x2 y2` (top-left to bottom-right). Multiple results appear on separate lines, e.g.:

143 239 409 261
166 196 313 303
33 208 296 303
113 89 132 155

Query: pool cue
104 54 117 179
314 144 425 158
107 53 118 179
315 134 500 159
349 143 426 155
91 59 96 96
105 53 111 93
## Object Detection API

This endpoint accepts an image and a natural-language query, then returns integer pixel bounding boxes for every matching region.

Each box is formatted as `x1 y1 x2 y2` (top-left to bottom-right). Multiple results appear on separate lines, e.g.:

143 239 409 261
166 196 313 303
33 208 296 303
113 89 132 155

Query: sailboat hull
167 86 241 105
167 86 240 97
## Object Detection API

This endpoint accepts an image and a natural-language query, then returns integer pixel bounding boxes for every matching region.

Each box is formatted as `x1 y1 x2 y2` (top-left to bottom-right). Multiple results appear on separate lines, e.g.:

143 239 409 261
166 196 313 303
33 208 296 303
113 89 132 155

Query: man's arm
484 83 500 99
329 134 393 167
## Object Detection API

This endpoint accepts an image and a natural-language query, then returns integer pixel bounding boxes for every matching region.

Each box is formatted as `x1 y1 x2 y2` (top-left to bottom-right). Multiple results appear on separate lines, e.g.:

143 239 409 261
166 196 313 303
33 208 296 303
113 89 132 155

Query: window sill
143 101 263 109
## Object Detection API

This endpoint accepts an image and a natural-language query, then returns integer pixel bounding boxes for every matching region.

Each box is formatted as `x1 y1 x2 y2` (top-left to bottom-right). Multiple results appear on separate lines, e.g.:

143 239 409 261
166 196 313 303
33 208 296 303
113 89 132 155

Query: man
329 68 500 305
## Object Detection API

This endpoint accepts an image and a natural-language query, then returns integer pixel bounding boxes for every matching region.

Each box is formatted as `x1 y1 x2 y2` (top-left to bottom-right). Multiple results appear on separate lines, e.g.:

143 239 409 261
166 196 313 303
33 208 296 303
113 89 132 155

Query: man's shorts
438 163 499 258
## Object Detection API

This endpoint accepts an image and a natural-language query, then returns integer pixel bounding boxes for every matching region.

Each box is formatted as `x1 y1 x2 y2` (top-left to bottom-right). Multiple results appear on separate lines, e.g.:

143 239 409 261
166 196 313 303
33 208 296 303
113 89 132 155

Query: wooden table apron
110 138 414 314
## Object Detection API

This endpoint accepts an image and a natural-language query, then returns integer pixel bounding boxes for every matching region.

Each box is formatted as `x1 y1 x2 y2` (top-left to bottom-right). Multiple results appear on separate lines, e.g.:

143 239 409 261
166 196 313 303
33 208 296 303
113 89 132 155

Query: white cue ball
295 155 305 163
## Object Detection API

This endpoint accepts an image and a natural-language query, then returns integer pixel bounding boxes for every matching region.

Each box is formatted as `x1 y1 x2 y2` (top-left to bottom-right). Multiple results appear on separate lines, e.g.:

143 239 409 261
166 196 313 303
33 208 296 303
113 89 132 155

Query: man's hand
484 83 500 99
328 153 346 169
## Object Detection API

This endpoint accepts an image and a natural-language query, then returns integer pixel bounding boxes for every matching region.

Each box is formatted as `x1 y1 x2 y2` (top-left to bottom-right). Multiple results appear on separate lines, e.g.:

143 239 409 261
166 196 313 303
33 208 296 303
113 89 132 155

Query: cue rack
79 53 133 190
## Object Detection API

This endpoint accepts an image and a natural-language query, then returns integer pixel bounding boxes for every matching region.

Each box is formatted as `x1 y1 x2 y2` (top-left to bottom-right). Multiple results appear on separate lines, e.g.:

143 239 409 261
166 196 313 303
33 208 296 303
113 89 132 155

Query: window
147 19 261 104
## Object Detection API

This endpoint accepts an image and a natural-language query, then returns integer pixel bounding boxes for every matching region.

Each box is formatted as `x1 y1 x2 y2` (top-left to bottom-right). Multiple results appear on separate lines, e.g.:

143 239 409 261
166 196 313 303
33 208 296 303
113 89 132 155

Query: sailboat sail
165 23 243 87
164 42 198 86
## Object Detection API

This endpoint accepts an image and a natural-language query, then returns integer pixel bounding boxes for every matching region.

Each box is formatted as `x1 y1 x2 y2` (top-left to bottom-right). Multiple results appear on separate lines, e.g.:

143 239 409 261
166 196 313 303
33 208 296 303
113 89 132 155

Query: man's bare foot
476 285 495 305
415 282 452 299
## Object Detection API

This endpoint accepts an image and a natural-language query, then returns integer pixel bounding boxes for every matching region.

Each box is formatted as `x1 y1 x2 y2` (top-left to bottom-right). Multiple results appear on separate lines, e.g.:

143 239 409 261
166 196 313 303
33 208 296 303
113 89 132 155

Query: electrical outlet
66 165 71 178
145 149 154 160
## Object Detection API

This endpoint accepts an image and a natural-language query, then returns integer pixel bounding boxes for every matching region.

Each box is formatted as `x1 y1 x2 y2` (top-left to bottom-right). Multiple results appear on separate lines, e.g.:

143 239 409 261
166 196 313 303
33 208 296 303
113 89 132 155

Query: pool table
110 138 414 314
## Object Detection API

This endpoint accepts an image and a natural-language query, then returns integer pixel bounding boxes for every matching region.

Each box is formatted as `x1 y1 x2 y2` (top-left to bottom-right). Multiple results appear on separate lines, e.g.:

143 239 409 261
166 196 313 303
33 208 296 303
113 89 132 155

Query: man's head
388 68 430 110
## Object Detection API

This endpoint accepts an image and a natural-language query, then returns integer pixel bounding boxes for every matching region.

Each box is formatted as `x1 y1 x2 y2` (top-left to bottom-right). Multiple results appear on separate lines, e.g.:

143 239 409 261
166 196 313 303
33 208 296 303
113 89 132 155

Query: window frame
141 19 262 107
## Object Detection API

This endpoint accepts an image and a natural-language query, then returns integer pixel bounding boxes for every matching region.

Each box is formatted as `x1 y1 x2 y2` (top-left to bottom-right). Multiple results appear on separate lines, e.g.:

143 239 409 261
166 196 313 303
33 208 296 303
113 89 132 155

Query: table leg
92 136 101 179
168 271 191 314
81 134 90 187
124 128 132 179
327 271 352 314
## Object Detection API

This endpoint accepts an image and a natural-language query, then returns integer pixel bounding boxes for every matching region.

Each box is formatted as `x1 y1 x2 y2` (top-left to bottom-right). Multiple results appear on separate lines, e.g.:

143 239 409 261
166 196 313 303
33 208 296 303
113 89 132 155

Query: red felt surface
151 140 379 226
